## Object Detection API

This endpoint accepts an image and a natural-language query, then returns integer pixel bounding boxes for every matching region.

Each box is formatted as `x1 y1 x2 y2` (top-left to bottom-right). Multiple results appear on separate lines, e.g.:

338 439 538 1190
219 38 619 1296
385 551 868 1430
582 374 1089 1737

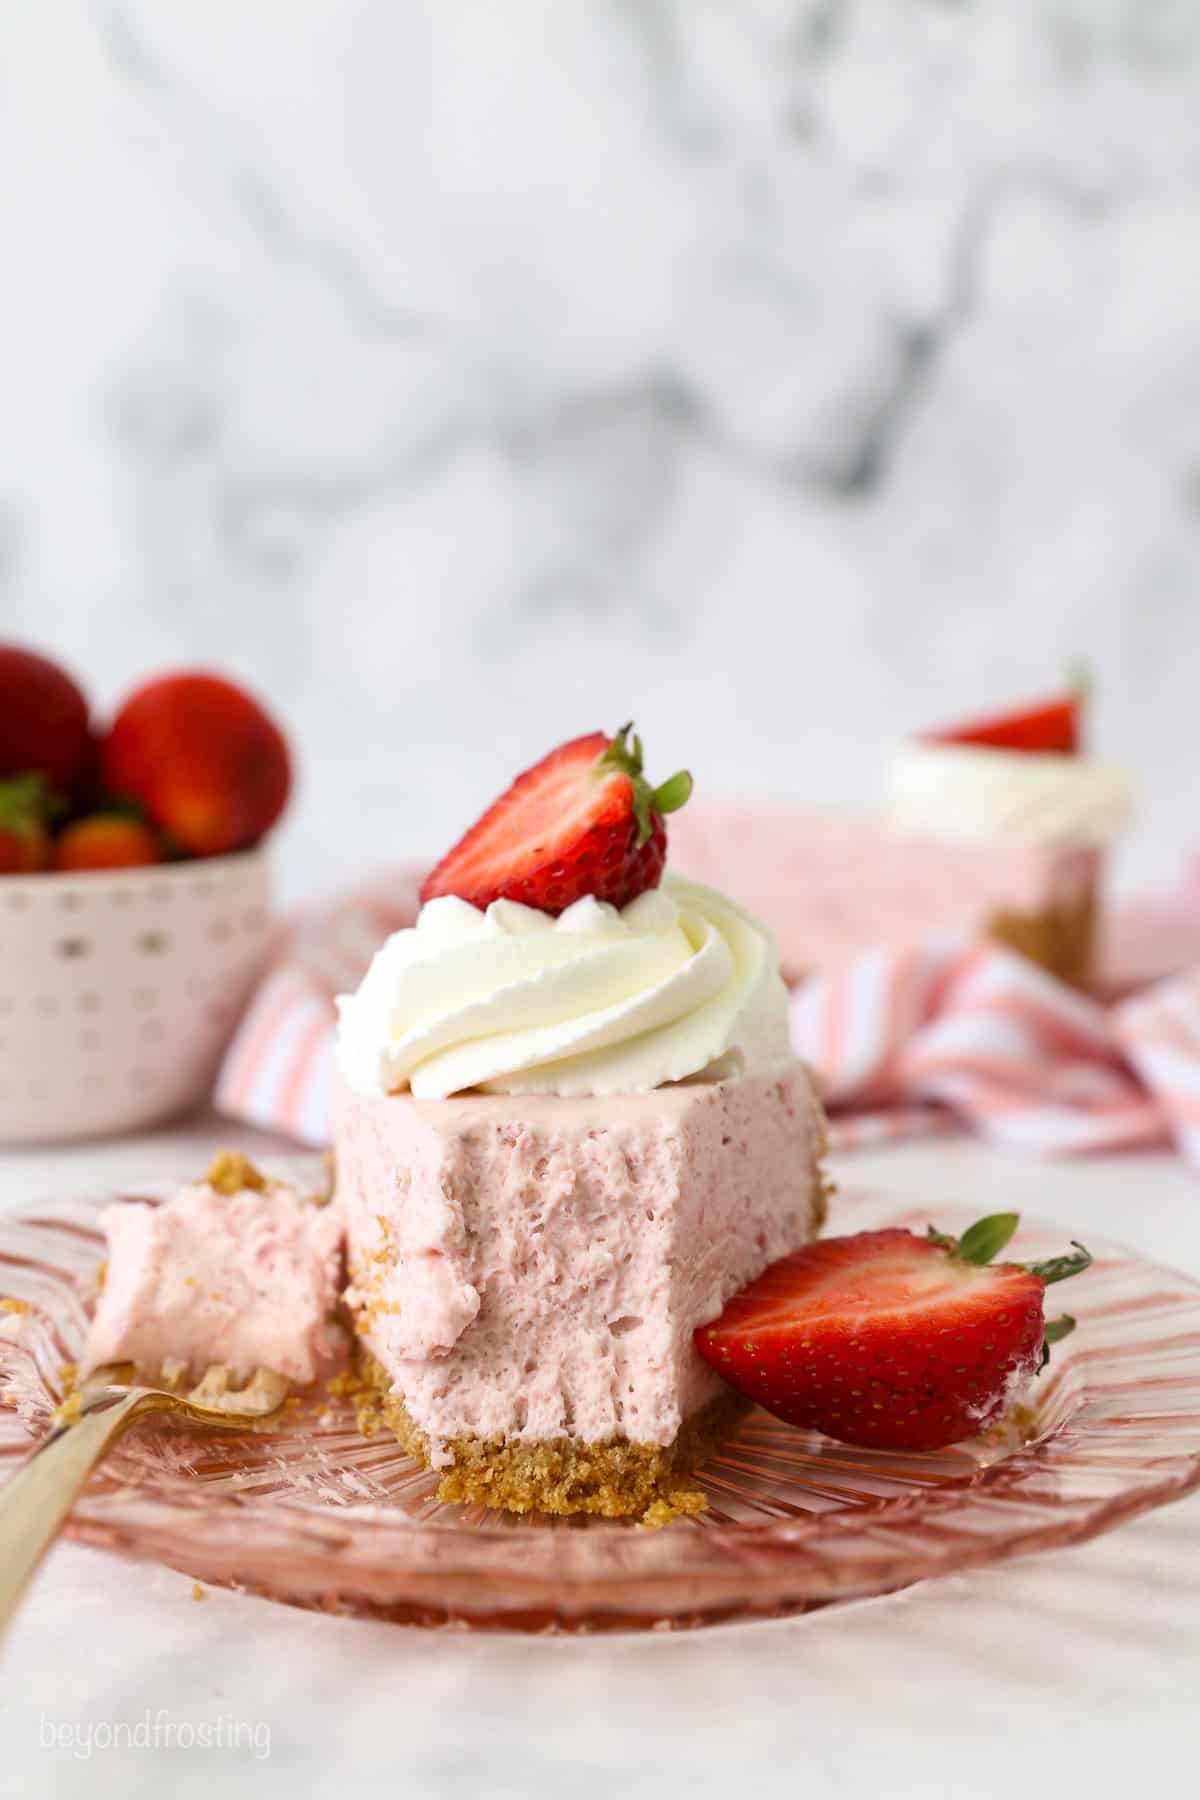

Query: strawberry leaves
953 1212 1020 1265
1027 1244 1093 1285
925 1211 1020 1264
0 772 65 833
1040 1313 1078 1371
925 1212 1091 1373
651 769 694 816
598 723 692 847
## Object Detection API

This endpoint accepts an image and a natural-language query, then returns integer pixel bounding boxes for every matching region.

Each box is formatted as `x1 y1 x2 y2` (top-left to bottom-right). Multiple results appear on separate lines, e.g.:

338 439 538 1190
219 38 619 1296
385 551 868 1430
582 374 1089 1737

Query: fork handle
0 1391 148 1633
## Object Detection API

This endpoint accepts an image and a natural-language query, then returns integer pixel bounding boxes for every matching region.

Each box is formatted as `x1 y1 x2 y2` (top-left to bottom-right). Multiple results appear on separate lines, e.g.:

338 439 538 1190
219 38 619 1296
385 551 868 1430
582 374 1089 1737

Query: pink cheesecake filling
669 803 1102 979
82 1175 344 1386
337 1064 825 1462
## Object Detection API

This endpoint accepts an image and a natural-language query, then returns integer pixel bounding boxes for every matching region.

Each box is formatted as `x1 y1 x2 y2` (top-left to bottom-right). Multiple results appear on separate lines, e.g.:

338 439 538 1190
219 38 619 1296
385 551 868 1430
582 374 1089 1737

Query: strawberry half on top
420 724 693 916
924 688 1083 755
695 1213 1091 1453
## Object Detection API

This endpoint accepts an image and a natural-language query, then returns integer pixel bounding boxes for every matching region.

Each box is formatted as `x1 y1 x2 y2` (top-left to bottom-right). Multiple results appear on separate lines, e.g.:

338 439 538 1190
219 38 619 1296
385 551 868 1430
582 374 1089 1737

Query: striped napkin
216 870 1200 1169
790 936 1180 1157
216 867 423 1147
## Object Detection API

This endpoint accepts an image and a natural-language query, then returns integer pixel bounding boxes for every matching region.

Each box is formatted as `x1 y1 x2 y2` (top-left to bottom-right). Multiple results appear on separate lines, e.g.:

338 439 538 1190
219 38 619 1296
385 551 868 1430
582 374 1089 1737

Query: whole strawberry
0 645 93 796
695 1213 1091 1453
54 814 162 872
102 672 291 857
420 723 693 916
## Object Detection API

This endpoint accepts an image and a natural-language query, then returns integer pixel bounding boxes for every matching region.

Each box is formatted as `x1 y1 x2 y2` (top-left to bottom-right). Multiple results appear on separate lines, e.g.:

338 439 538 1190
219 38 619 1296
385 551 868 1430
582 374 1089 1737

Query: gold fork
0 1362 288 1632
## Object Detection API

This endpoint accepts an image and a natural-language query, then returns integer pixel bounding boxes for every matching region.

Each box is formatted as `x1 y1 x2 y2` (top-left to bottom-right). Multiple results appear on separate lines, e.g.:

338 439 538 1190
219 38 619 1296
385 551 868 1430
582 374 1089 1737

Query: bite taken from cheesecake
334 725 828 1518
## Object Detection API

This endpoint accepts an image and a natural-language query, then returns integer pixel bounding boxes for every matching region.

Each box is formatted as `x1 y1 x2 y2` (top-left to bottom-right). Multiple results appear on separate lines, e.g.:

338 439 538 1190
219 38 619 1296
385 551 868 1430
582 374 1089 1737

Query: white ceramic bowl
0 850 272 1144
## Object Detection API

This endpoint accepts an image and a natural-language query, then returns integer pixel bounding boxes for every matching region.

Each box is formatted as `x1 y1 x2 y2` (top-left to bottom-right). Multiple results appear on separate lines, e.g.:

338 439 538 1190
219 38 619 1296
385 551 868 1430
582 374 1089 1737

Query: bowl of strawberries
0 647 291 1143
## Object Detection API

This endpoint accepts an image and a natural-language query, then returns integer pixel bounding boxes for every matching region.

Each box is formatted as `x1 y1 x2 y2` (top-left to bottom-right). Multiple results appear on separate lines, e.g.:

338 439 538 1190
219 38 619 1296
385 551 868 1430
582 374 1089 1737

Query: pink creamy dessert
669 802 1104 983
82 1155 343 1386
338 1069 826 1462
333 871 827 1516
671 710 1131 986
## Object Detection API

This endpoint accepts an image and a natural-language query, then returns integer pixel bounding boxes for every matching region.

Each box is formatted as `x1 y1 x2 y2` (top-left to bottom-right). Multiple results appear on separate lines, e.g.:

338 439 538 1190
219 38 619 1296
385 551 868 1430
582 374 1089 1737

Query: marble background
1 0 1198 898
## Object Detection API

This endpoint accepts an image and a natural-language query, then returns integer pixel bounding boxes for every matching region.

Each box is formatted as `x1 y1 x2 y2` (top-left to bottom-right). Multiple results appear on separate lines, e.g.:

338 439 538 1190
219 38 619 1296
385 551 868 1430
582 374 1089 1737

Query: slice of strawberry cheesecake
334 728 827 1518
670 686 1132 986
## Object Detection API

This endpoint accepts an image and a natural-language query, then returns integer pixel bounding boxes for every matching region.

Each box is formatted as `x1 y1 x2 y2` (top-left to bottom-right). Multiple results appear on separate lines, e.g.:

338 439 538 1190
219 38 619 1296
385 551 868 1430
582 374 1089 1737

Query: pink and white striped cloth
216 867 423 1147
216 870 1200 1169
790 935 1183 1157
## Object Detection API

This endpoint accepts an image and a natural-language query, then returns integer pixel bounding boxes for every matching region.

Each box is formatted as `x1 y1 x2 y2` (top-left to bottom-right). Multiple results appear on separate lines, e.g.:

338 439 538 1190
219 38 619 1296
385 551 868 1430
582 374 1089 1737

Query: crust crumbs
640 1491 708 1530
307 1150 337 1207
323 1365 385 1437
205 1151 268 1196
53 1390 82 1427
346 1215 401 1337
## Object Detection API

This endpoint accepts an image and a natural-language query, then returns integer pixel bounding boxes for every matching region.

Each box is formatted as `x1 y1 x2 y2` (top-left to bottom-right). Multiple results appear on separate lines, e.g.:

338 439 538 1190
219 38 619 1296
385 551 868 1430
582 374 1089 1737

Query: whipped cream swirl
336 873 792 1099
886 743 1133 846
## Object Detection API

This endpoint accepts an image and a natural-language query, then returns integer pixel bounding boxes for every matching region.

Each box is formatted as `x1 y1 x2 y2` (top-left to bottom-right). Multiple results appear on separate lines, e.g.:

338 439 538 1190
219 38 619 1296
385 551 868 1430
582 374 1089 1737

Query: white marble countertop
1 1117 1197 1798
4 3 1200 902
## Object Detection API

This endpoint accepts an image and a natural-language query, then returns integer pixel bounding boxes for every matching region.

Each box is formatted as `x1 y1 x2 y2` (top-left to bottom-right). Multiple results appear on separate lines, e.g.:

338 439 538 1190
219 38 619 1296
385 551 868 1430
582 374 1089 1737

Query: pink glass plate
3 1176 1200 1633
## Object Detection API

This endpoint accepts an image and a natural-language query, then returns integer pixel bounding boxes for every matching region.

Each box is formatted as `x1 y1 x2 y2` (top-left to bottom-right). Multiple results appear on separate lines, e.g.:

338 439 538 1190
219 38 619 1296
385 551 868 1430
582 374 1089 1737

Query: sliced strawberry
420 724 693 916
695 1214 1091 1452
925 692 1081 754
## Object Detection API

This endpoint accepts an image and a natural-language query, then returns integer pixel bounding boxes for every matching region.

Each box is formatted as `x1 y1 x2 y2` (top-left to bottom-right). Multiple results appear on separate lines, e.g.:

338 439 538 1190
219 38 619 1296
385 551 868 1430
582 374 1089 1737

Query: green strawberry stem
1065 658 1092 700
598 723 693 847
0 772 65 833
1026 1243 1093 1285
926 1212 1092 1371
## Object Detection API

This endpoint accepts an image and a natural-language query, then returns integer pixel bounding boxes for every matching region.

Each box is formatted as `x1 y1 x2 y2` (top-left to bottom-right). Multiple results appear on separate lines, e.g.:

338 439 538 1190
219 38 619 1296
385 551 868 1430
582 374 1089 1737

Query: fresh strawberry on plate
695 1213 1091 1452
924 689 1083 755
420 723 693 915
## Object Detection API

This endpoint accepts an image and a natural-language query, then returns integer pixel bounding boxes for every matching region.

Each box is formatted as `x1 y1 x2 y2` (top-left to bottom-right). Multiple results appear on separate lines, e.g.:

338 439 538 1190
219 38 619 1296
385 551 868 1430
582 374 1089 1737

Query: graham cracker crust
987 887 1095 987
361 1355 749 1522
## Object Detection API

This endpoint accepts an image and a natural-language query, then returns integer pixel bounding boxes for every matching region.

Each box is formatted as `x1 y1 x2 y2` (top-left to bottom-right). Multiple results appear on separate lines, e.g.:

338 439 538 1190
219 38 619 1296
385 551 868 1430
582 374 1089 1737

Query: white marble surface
1 2 1199 901
1 1118 1199 1798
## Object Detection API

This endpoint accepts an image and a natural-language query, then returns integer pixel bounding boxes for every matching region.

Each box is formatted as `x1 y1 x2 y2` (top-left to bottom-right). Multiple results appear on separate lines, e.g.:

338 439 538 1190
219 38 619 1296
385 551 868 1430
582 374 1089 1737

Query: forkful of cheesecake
0 1152 345 1632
